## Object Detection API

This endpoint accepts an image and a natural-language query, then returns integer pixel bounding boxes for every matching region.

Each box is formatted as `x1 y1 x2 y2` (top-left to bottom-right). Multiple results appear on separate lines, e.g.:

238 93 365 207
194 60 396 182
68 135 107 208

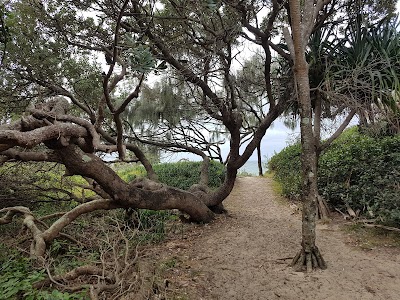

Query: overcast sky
162 118 300 163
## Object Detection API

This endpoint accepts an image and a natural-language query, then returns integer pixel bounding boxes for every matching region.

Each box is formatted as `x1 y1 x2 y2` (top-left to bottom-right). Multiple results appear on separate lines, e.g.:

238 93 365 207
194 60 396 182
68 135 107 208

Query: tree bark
288 0 327 271
257 142 263 176
57 145 215 223
313 91 330 219
207 163 238 207
0 101 216 230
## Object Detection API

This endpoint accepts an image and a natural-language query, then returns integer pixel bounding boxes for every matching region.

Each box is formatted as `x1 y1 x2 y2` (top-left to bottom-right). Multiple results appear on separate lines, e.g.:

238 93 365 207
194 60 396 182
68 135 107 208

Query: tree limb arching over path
151 177 400 300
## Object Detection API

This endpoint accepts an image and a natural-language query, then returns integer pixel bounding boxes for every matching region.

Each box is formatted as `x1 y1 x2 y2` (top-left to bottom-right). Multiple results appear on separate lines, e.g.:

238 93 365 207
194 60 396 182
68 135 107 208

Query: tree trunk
290 63 326 271
313 90 330 220
207 163 238 207
289 0 326 271
57 145 215 223
257 142 263 176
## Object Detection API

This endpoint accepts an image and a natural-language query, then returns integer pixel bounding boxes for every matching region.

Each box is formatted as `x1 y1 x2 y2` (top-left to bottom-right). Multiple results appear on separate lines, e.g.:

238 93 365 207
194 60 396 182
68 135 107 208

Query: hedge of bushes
268 127 400 226
118 160 226 190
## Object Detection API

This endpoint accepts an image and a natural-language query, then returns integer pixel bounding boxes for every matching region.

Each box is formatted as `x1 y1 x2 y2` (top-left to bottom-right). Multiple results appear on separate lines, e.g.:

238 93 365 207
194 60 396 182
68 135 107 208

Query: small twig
264 256 294 263
276 256 295 261
58 233 83 245
344 219 400 233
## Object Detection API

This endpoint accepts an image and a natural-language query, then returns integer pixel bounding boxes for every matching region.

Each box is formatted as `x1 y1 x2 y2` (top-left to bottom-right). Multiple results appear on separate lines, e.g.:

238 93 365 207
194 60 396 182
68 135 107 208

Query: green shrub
117 164 147 182
319 130 400 226
267 143 301 199
154 160 225 190
118 160 226 190
133 209 179 243
268 127 400 226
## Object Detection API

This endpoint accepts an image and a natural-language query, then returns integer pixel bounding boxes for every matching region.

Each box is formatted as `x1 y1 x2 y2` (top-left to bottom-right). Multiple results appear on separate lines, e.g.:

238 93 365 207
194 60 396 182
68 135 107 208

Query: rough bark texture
57 145 215 223
313 92 331 219
288 0 327 271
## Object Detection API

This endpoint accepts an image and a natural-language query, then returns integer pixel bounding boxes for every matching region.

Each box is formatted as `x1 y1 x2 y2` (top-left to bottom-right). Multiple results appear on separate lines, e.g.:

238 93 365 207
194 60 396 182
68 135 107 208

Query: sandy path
168 177 400 300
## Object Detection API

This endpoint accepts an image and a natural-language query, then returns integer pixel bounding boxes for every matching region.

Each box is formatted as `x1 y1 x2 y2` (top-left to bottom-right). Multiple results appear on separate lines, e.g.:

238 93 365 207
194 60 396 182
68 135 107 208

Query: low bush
267 143 301 199
268 127 400 226
118 160 226 190
117 164 147 182
154 160 226 190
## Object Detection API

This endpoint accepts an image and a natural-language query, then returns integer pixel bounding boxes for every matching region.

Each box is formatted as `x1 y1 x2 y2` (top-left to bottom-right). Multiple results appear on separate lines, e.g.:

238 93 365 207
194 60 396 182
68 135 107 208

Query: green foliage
267 143 302 199
319 129 400 226
203 0 221 10
153 160 225 190
118 160 226 190
0 162 93 209
127 43 156 73
328 18 400 111
268 127 400 226
238 170 254 177
0 256 43 300
133 209 178 243
0 3 10 47
0 253 87 300
0 0 105 115
117 164 147 182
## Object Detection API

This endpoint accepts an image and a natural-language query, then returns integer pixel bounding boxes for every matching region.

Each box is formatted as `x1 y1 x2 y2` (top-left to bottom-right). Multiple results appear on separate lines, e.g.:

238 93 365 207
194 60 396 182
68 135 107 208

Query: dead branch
41 199 118 248
0 200 119 257
33 265 115 289
37 217 140 299
359 222 400 233
0 149 60 162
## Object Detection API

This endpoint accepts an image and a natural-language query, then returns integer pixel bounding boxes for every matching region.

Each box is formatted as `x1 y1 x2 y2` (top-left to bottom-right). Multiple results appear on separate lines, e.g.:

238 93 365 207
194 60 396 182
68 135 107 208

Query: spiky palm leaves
324 18 400 132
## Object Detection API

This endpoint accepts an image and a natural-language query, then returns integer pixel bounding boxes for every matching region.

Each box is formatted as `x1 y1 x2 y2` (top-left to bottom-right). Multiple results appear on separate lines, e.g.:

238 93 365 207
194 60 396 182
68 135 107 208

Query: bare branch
0 124 88 149
319 109 356 152
0 149 59 162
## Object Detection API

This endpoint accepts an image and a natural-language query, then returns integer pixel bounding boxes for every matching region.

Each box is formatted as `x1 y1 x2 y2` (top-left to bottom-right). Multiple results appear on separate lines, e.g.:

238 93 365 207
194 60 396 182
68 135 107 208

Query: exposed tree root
290 246 327 272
